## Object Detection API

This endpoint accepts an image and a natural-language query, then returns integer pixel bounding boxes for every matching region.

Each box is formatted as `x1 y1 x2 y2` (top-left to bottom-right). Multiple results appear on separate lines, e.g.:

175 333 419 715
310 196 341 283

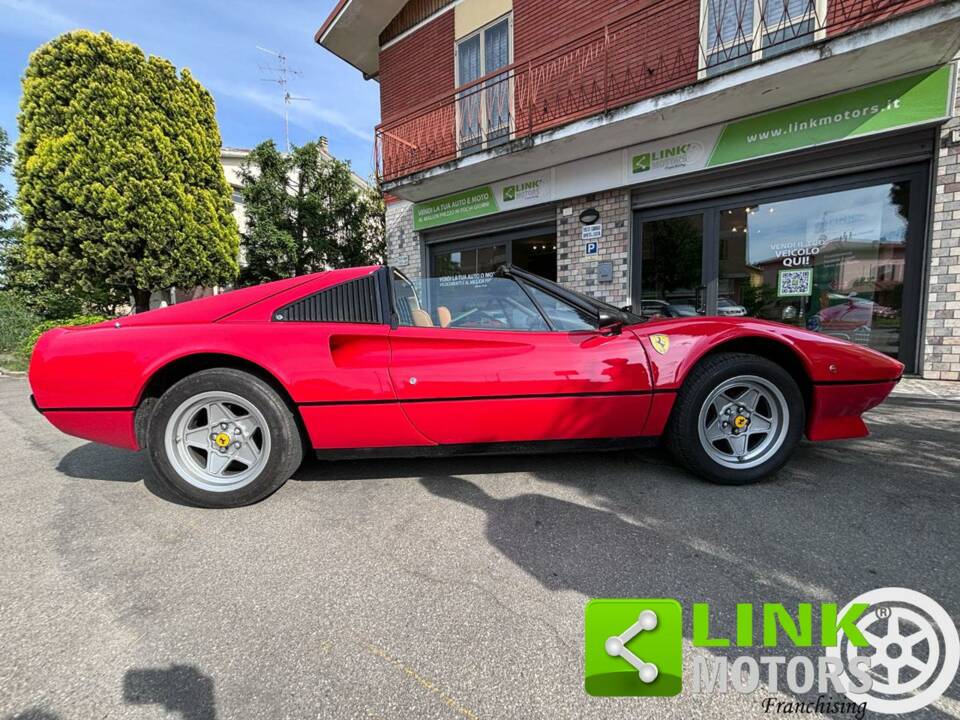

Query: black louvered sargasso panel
274 274 383 324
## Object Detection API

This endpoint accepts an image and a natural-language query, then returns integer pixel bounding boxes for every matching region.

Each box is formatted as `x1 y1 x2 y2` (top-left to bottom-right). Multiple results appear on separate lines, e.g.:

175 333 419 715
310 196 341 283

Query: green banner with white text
708 66 954 167
413 186 498 231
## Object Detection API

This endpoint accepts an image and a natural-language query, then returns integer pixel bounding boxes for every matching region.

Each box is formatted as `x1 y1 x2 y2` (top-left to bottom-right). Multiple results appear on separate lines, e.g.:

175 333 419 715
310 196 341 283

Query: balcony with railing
375 0 941 186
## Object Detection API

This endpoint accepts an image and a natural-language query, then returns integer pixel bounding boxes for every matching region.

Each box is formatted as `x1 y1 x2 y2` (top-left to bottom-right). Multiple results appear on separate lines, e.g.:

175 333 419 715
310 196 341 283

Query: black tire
146 368 303 508
665 352 804 485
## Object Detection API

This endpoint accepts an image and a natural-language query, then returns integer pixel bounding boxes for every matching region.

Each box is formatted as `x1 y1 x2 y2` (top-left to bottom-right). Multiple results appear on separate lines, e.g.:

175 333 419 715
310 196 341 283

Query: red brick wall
514 0 648 62
512 0 700 135
379 9 454 124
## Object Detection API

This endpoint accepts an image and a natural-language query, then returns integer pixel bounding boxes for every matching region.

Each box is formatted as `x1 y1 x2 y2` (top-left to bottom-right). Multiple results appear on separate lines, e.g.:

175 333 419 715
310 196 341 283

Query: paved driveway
1 376 958 720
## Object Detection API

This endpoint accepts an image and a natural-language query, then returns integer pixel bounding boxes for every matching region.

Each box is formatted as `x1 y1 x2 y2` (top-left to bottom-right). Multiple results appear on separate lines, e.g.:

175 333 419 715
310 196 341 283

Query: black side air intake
273 274 384 324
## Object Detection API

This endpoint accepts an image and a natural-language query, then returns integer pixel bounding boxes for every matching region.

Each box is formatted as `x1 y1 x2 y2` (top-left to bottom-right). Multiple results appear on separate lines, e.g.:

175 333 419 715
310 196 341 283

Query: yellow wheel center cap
734 415 749 430
214 432 232 448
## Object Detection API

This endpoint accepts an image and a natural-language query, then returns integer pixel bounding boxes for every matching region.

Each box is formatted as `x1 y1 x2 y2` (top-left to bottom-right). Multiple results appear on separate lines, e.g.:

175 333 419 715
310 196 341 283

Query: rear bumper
806 380 899 441
34 402 140 451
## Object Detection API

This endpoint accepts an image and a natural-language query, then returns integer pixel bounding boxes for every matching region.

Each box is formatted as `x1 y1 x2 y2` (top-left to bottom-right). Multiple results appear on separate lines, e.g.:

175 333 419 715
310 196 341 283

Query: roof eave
314 0 408 78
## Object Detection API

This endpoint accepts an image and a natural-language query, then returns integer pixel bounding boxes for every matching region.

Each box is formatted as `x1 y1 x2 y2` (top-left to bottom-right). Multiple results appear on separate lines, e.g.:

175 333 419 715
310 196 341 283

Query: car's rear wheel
147 368 303 507
666 352 804 485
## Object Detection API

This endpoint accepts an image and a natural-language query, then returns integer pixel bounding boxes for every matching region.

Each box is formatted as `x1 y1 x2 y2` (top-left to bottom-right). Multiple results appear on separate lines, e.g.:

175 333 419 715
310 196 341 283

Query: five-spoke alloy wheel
667 352 804 485
164 391 272 493
147 368 303 508
697 375 789 470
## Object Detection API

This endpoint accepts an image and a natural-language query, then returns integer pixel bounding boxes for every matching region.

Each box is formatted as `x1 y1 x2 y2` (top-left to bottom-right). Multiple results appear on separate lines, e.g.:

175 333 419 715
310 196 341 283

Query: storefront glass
511 235 557 280
432 244 507 277
429 230 557 280
638 214 704 319
635 167 924 364
716 182 911 357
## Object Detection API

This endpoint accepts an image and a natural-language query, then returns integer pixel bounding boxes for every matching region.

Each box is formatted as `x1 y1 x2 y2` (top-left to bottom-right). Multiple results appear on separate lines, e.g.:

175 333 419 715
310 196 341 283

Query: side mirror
598 309 624 335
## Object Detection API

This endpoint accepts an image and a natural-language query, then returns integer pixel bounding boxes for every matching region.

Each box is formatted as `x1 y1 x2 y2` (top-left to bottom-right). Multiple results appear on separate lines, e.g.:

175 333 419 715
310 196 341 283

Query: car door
387 272 653 445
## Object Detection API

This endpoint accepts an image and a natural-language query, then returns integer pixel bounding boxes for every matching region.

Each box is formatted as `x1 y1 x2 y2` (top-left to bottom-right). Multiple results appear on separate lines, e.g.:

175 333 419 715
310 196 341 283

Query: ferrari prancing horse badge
650 334 670 355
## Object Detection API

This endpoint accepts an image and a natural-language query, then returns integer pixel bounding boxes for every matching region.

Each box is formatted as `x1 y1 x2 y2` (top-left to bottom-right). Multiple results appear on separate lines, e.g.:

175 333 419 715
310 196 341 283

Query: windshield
501 266 644 325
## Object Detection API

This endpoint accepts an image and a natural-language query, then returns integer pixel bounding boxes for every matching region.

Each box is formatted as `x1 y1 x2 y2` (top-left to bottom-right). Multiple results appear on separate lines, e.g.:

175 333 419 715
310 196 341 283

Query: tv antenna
257 46 309 153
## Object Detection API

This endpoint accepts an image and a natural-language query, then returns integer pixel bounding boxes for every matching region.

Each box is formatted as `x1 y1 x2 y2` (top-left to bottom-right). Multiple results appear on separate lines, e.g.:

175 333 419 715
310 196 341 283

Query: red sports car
29 265 903 508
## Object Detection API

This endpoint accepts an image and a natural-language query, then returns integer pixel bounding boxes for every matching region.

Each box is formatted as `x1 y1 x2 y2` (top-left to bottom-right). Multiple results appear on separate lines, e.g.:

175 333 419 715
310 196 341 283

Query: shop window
511 235 557 281
432 244 507 278
716 182 911 358
429 231 557 282
700 0 825 78
639 214 705 317
456 15 512 154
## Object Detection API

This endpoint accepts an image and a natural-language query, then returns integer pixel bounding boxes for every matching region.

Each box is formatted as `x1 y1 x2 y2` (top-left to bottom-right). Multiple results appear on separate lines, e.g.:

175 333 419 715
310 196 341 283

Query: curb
0 368 27 378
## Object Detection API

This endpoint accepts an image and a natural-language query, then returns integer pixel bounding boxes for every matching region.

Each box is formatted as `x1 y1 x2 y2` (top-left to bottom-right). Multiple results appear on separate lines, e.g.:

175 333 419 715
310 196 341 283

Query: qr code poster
777 268 813 298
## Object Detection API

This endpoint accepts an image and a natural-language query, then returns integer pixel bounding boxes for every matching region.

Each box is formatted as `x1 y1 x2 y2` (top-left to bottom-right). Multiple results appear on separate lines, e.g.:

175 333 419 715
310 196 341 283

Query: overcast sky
0 0 379 197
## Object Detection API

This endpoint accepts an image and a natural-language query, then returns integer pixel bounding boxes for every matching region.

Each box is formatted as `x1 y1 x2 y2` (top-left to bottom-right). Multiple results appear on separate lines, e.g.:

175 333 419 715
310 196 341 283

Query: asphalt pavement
1 375 958 720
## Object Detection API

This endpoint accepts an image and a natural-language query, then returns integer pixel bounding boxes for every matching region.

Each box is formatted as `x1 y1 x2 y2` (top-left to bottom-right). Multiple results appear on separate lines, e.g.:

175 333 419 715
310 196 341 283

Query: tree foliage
0 127 13 232
0 127 21 280
239 139 384 285
14 31 239 313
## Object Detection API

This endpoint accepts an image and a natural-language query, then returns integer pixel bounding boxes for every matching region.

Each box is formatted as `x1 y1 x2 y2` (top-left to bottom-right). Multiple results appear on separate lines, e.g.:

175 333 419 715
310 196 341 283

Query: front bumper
805 380 899 441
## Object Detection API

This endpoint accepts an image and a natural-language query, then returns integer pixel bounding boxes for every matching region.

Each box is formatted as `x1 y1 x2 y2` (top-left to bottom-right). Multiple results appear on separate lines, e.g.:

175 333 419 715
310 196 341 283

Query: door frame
631 163 931 371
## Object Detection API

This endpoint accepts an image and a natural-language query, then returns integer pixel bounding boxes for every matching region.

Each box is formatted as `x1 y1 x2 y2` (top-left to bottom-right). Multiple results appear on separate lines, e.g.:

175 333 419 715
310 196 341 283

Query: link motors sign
413 65 954 230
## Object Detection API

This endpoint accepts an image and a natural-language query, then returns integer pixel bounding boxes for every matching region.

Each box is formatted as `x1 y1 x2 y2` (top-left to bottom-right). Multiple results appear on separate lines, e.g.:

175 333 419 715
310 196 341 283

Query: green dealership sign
413 185 498 231
707 65 954 167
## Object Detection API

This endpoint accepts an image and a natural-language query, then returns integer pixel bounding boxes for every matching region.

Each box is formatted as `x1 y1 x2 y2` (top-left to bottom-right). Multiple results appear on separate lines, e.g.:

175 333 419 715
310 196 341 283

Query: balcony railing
375 0 933 183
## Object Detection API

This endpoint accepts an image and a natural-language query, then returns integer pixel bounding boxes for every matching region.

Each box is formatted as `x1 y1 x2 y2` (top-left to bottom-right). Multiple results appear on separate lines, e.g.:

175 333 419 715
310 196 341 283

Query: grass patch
0 352 29 373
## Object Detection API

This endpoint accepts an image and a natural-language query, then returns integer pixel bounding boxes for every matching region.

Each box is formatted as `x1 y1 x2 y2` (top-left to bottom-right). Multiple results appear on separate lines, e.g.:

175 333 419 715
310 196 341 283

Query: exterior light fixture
579 208 600 225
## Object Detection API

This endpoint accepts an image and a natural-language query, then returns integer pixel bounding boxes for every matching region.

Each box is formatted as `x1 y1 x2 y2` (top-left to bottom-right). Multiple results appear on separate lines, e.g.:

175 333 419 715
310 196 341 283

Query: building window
456 15 512 154
700 0 825 79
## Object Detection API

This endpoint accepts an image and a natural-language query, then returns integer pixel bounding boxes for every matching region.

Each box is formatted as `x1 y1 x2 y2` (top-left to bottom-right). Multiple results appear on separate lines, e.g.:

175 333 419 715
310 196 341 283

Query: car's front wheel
666 352 804 485
147 368 303 507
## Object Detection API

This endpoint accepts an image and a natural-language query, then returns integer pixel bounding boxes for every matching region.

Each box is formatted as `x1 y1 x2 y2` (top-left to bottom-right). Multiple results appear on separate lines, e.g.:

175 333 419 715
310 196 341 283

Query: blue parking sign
585 241 599 255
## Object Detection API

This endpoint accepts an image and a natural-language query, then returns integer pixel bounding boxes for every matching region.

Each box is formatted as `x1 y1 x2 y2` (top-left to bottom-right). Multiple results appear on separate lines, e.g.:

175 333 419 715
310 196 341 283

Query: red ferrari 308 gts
29 265 903 507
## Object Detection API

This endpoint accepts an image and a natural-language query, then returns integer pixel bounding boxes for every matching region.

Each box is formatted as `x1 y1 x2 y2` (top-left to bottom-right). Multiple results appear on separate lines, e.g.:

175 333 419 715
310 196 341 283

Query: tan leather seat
437 306 452 328
411 308 434 327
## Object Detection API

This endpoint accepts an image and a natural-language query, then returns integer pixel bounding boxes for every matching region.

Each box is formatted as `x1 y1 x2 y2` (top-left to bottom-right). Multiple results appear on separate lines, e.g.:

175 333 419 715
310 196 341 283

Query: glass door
635 213 708 320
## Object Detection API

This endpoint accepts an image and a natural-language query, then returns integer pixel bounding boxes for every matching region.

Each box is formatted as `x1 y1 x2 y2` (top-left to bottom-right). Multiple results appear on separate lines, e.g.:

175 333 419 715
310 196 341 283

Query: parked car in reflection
806 293 897 344
637 300 700 319
717 298 748 317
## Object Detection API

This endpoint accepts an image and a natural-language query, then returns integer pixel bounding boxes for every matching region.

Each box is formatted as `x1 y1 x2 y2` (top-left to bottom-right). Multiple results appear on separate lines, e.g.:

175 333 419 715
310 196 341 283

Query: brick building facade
927 98 960 380
321 0 960 379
